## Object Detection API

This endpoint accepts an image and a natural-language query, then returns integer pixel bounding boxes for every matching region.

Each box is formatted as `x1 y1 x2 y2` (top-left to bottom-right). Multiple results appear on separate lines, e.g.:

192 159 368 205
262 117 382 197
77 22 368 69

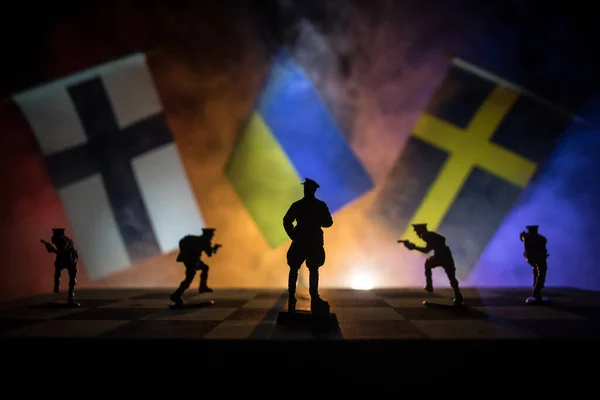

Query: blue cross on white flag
13 53 205 280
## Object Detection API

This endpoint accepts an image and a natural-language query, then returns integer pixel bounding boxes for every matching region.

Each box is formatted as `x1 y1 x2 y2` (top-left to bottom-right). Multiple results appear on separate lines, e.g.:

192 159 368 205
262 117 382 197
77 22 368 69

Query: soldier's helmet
51 228 67 246
412 223 428 233
302 178 320 190
526 225 539 234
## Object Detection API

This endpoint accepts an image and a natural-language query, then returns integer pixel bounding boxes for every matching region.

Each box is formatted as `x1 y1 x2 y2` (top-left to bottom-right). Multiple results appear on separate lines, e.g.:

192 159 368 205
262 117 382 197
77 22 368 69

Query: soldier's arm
283 204 296 239
414 235 433 253
413 244 432 254
321 203 333 228
203 242 214 257
41 240 57 253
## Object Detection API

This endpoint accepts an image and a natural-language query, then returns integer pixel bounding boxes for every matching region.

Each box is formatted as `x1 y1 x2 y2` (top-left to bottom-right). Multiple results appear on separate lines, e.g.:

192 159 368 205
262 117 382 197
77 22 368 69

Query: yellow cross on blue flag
371 57 575 280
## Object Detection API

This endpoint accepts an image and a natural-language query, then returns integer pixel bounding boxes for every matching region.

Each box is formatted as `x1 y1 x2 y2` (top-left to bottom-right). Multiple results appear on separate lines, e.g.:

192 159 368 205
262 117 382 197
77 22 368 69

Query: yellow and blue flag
226 49 374 248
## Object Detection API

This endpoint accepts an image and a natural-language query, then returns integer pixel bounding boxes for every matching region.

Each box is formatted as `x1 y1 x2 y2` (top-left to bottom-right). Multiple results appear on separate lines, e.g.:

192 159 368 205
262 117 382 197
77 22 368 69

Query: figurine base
169 300 214 309
311 302 331 316
525 296 549 304
423 300 466 308
47 300 80 308
276 310 338 330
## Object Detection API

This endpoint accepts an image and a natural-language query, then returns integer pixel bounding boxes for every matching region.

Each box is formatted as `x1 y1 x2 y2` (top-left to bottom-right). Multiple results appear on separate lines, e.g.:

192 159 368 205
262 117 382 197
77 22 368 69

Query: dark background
2 0 599 109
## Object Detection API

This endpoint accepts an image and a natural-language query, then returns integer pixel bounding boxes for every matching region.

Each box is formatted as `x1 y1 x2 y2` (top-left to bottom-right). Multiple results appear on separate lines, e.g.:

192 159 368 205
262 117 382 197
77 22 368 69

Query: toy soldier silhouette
399 223 464 306
520 225 549 304
169 228 222 308
40 228 80 307
283 178 333 315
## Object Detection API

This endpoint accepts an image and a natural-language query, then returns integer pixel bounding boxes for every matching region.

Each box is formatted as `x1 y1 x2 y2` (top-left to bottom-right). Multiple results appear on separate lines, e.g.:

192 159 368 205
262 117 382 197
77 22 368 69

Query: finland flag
12 53 205 280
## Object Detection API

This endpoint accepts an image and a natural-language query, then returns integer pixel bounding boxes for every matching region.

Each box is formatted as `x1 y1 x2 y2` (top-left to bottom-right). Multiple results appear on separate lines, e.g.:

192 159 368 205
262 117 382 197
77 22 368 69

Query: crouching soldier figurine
399 223 464 306
169 228 222 308
41 228 80 307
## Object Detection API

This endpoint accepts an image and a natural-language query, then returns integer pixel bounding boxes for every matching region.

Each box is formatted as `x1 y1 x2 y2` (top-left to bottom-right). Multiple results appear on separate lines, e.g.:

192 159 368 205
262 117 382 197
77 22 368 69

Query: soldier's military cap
302 178 320 189
202 228 216 233
412 223 428 230
526 225 539 231
52 228 66 235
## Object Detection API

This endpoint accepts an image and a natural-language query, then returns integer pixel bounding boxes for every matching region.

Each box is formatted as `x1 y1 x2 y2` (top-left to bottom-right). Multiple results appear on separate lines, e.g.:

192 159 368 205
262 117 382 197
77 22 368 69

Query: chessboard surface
1 286 599 340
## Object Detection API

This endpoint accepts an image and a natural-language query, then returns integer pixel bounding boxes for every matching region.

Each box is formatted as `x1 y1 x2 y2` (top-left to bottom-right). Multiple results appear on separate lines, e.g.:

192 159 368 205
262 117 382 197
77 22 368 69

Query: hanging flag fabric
12 53 205 280
370 58 574 280
226 49 374 248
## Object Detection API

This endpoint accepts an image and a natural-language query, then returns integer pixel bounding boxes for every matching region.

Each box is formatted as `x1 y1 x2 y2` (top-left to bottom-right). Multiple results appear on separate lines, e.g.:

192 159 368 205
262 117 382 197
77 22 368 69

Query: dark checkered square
339 320 428 339
507 319 600 339
327 298 390 308
99 320 222 339
372 289 444 298
255 291 287 299
54 307 159 320
394 306 490 320
0 319 44 333
131 292 195 300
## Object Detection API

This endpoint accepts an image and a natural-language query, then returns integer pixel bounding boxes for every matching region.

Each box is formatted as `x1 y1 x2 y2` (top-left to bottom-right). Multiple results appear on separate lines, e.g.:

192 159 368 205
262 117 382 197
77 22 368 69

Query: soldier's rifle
40 239 56 253
397 239 416 249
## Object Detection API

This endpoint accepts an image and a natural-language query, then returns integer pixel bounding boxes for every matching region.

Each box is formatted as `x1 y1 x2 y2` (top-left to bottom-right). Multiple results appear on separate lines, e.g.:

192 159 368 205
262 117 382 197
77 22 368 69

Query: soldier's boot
310 297 330 315
169 293 184 308
67 286 80 307
198 269 213 293
309 270 329 315
531 267 546 302
424 267 433 292
531 289 543 302
452 287 464 306
288 270 298 312
169 286 185 307
446 271 464 306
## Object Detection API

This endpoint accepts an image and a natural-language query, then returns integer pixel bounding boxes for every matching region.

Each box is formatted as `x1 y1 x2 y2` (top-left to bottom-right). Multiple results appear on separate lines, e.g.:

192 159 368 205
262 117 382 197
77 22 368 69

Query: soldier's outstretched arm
321 203 333 228
414 244 432 254
204 242 214 257
283 204 296 240
41 240 57 253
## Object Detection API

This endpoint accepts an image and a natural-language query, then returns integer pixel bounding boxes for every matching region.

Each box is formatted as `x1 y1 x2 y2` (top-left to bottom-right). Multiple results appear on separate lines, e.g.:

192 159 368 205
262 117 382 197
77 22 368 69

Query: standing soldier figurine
399 223 464 306
40 228 80 307
169 228 221 308
520 225 549 304
283 178 333 315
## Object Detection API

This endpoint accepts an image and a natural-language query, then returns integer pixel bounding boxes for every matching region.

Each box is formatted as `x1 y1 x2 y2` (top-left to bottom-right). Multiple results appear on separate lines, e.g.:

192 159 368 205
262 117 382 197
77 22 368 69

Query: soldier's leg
53 265 61 293
286 243 304 312
532 261 548 299
528 261 537 289
306 247 329 314
170 266 196 304
443 262 463 306
67 265 79 306
306 247 326 297
424 258 434 292
198 262 213 293
287 265 301 312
